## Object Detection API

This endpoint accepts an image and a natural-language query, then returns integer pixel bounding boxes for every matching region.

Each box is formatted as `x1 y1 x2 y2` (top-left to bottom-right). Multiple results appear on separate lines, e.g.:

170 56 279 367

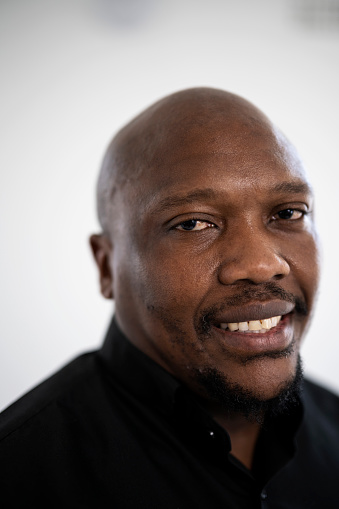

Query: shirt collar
98 316 232 458
98 316 181 417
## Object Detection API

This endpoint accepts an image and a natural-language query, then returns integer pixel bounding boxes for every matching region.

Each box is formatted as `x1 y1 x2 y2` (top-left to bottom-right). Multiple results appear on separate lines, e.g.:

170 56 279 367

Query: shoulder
0 349 133 505
303 378 339 414
301 378 339 438
0 351 100 442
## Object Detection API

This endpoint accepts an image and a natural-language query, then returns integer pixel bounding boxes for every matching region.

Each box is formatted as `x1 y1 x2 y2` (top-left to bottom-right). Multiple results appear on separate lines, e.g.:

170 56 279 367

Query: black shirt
1 317 339 508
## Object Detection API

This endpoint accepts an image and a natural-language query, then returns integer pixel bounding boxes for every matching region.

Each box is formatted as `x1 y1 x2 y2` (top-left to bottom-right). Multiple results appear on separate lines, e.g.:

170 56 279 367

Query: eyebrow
271 181 312 195
153 188 218 212
151 181 312 214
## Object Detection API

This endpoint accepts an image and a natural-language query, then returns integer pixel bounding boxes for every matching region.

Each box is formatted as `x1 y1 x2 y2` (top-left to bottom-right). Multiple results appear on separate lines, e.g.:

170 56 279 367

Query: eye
274 209 304 221
175 219 215 231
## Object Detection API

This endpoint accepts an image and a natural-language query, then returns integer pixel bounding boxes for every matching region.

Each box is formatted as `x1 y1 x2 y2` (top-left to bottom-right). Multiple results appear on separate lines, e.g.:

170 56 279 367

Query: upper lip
211 301 295 324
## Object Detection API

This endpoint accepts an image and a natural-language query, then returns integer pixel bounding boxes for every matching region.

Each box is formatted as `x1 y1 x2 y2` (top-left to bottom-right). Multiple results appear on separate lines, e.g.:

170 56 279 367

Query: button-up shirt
1 317 339 508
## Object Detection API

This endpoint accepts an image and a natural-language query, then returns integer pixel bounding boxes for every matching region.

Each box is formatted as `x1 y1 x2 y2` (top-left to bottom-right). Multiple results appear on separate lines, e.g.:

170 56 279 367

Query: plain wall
1 0 339 410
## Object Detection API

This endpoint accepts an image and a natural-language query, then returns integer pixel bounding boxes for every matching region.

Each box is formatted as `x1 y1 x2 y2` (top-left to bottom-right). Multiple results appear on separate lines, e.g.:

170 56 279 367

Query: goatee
194 355 304 424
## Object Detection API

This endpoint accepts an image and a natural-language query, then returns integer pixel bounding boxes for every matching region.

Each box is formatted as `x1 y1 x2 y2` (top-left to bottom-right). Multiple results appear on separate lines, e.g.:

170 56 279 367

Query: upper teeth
219 316 282 332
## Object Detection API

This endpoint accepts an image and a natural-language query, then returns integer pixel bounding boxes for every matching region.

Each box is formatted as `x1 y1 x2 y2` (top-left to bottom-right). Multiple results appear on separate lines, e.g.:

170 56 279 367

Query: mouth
208 300 295 335
217 315 282 334
209 306 295 357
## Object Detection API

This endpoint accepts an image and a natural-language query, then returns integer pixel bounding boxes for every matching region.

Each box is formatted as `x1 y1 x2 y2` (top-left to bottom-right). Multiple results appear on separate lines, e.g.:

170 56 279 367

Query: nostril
274 274 285 280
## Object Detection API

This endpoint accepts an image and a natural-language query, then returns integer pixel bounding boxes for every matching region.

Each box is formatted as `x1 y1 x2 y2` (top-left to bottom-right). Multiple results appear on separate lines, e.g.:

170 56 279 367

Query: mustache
198 281 308 333
218 282 307 315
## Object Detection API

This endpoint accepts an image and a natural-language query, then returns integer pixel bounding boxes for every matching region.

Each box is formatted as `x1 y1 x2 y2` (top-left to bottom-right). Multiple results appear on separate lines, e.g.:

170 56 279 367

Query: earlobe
89 234 114 300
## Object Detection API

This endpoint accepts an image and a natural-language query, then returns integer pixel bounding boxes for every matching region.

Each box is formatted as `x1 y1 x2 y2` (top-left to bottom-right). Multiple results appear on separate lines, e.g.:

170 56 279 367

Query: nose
217 226 290 286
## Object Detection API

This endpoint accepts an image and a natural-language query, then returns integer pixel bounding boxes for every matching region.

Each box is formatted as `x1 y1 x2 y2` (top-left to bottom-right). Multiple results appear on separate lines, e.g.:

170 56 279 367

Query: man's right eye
175 219 215 231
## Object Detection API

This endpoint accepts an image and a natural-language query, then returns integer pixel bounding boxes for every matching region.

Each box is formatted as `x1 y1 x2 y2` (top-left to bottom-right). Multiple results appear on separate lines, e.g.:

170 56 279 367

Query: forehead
125 122 311 212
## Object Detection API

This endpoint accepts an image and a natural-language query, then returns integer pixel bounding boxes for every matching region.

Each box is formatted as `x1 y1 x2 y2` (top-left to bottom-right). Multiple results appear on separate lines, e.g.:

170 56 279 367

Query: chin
194 354 303 423
241 355 300 400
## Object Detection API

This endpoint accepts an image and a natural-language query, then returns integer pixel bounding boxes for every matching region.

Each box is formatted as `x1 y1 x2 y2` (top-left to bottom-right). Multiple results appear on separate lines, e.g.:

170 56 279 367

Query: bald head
97 87 298 234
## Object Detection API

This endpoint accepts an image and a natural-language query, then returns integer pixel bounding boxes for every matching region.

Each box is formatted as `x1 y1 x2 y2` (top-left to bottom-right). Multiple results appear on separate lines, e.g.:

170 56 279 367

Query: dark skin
90 88 320 469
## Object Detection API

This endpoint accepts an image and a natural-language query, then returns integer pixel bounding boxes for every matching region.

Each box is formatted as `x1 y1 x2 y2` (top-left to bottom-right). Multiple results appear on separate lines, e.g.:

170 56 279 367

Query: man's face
108 119 319 404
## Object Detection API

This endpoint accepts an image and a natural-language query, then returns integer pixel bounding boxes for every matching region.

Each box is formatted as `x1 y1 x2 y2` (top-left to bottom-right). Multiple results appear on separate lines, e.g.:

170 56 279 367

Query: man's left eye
176 219 214 231
275 209 304 220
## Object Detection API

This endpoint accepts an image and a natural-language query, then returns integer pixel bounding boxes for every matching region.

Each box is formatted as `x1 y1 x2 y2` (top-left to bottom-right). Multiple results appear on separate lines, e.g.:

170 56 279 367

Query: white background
1 0 339 410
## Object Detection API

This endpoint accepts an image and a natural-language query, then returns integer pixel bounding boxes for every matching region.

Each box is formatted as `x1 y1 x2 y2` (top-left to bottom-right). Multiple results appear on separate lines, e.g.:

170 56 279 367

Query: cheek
143 241 218 308
286 231 320 309
119 234 216 317
113 240 213 368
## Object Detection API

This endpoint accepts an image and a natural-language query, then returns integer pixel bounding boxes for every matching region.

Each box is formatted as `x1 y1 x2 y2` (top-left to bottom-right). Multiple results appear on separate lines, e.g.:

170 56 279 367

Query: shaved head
97 87 296 235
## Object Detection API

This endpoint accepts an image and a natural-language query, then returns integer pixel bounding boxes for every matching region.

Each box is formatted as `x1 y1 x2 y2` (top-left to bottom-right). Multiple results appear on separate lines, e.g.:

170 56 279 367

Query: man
1 87 339 508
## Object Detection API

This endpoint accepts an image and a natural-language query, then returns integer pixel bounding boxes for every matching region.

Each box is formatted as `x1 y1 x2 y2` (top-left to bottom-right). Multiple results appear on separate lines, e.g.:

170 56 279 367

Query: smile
218 316 282 333
212 313 293 355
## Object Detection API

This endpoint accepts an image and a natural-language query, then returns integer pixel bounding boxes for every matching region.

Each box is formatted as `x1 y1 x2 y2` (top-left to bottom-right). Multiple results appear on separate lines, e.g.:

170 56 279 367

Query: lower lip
212 314 294 355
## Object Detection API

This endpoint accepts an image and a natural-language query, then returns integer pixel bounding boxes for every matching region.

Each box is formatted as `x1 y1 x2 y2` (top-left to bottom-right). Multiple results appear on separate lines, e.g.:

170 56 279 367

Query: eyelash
174 209 308 232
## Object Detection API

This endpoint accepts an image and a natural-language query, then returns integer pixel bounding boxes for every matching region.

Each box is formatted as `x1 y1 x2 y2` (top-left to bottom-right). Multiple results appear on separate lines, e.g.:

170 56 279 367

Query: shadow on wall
86 0 339 33
292 0 339 30
91 0 157 29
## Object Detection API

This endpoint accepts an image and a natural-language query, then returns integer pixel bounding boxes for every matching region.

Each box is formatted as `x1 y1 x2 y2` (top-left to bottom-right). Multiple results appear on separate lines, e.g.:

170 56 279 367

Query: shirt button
261 490 268 500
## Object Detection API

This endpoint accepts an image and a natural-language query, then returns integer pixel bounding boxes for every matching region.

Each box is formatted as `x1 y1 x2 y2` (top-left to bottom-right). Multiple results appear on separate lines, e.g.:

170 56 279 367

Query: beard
148 281 308 423
189 282 307 423
193 354 304 424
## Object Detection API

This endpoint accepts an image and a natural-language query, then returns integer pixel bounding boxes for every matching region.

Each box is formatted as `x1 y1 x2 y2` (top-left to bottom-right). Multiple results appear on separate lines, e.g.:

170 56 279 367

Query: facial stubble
148 282 307 423
193 354 303 424
193 285 307 423
196 284 306 422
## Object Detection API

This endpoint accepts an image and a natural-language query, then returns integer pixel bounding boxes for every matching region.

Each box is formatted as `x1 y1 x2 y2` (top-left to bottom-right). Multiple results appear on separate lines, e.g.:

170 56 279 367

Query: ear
89 234 114 299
